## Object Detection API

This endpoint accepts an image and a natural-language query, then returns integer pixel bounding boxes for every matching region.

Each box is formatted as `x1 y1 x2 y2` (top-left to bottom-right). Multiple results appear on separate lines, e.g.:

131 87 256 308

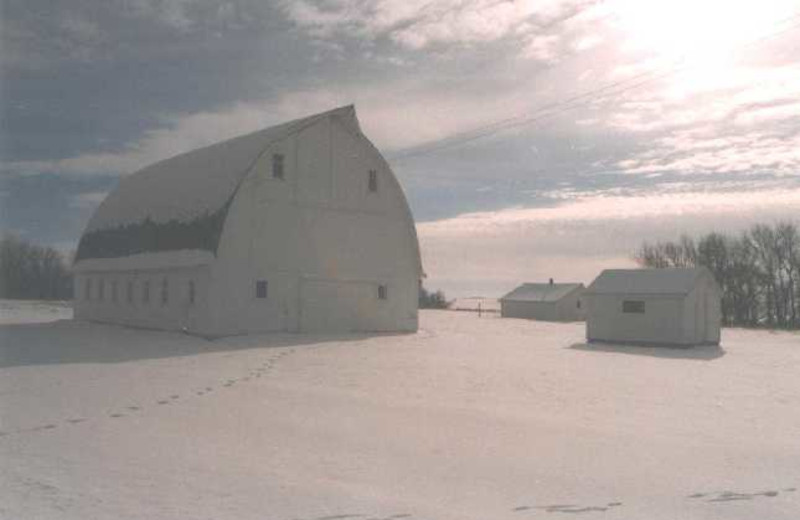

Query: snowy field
1 303 799 520
0 299 72 324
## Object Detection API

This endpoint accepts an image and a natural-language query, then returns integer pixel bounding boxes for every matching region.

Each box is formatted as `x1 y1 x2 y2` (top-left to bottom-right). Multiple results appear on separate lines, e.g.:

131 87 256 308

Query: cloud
282 0 600 60
3 75 557 176
418 183 800 296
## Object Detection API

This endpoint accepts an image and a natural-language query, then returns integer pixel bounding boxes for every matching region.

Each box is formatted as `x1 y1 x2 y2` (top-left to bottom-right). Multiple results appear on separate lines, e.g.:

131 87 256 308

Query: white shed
500 282 586 321
583 267 721 346
72 105 422 336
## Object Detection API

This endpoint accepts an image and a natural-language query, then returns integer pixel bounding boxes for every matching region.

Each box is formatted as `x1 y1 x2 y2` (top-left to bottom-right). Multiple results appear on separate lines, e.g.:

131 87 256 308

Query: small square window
188 280 196 304
622 300 645 314
378 284 388 300
256 280 268 299
368 169 378 192
272 153 285 180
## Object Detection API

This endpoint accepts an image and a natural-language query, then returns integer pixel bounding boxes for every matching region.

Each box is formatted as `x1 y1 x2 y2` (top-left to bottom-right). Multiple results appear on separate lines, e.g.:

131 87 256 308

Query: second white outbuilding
500 281 586 321
583 267 721 346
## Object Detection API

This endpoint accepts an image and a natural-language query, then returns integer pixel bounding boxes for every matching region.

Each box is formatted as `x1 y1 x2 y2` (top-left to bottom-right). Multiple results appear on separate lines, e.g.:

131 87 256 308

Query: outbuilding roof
500 283 584 303
585 267 717 296
75 105 359 261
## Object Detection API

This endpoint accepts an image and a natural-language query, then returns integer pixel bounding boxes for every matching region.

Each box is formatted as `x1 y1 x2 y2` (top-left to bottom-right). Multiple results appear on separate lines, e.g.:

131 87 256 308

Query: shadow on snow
568 341 726 361
0 319 409 368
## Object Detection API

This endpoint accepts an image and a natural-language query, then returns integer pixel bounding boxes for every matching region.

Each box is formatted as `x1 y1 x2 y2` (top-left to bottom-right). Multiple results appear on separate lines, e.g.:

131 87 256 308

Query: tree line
419 285 449 309
634 222 800 329
0 235 73 300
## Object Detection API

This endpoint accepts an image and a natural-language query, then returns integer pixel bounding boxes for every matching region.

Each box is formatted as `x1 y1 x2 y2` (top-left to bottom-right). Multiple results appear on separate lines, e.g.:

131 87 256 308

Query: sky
2 0 800 297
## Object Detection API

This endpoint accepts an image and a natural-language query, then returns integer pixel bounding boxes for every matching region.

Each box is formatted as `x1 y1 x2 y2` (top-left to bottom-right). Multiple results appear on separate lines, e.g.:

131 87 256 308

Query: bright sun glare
612 0 798 62
609 0 800 97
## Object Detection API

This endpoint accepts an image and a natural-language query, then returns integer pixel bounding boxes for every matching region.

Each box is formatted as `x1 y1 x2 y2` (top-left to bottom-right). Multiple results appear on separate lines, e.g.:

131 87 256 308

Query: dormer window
272 153 285 180
368 169 378 193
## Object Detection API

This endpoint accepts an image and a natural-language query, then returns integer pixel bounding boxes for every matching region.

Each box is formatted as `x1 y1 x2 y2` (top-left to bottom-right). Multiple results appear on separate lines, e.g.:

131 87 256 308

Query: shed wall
585 294 687 345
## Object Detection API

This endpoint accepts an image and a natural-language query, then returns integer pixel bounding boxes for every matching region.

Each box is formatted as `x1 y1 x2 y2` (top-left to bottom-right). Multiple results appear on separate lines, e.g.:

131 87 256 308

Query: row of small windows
85 277 387 304
83 277 195 306
270 153 379 193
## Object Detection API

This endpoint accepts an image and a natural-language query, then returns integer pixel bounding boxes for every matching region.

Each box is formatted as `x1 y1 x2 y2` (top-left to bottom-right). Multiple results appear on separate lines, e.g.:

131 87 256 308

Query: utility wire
389 10 800 163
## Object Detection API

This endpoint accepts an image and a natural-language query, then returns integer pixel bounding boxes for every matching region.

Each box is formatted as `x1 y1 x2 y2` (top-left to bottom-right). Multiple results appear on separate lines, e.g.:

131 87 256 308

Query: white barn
583 268 721 346
73 105 422 336
500 281 586 321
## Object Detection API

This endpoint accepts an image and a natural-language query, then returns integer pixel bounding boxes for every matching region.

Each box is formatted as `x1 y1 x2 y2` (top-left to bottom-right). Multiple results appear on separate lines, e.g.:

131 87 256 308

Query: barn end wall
73 267 211 333
207 112 420 335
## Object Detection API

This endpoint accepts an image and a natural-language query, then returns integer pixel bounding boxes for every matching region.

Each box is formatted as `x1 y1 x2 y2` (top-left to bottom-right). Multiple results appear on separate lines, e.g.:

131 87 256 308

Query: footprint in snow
692 490 782 503
514 502 622 514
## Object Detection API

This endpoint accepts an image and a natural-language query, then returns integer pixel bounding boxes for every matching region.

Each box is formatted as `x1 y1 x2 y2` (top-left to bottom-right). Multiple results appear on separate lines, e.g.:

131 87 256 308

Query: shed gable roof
585 267 715 296
500 283 584 302
75 105 358 262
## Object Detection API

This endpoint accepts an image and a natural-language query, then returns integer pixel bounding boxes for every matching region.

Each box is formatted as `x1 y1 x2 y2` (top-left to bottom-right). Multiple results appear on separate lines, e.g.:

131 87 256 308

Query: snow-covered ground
1 304 799 519
0 299 72 324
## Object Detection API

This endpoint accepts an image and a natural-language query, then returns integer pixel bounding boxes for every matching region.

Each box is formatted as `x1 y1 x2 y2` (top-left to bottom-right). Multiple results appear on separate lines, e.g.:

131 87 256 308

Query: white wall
555 288 586 321
585 294 686 345
501 288 585 322
501 301 558 321
72 109 421 336
207 112 421 335
682 276 722 345
73 267 210 333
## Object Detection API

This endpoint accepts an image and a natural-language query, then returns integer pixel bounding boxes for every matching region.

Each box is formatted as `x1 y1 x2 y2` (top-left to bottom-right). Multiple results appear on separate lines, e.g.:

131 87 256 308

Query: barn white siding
73 266 210 332
72 106 421 336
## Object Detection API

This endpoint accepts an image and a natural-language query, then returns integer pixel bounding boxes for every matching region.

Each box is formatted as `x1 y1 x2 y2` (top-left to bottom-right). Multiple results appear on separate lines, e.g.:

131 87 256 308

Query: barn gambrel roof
500 283 584 303
75 105 359 262
585 267 719 296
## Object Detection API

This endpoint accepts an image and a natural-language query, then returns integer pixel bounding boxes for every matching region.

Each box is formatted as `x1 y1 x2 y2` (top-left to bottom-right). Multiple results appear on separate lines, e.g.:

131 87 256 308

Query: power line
389 10 800 163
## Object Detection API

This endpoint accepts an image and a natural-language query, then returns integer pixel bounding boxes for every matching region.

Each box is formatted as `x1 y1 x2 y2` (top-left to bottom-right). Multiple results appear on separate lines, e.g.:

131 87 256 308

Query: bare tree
633 222 800 330
0 235 72 300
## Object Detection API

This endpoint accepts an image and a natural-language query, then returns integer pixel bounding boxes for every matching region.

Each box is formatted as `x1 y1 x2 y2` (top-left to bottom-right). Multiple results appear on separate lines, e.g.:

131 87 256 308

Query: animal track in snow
688 489 787 503
514 502 623 514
